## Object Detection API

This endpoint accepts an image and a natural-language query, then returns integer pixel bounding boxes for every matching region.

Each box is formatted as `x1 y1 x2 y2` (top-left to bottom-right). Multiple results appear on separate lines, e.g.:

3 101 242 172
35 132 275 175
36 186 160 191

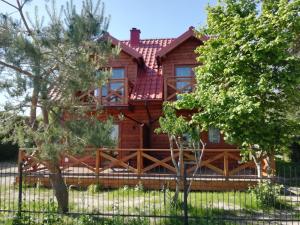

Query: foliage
0 0 119 212
0 0 118 162
249 180 283 207
87 183 103 194
156 103 205 203
178 0 300 172
77 215 150 225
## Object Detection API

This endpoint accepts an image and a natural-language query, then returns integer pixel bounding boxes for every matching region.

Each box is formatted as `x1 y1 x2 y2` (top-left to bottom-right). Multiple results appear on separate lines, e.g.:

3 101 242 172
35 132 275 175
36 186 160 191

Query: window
208 127 220 144
95 68 125 103
111 124 119 141
112 68 125 79
175 66 194 96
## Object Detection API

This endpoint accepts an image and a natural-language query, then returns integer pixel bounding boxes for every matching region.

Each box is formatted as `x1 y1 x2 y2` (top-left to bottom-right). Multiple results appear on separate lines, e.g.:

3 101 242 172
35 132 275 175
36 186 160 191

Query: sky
0 0 218 109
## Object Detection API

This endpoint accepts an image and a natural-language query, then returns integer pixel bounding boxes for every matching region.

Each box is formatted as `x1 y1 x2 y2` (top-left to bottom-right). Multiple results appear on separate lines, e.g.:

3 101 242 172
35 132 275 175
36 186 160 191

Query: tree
178 0 300 177
156 103 205 204
0 0 118 213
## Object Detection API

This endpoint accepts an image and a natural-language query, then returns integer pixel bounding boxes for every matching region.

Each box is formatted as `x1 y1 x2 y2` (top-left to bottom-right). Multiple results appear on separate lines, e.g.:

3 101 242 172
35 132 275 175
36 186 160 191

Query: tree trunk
48 165 69 213
253 159 262 179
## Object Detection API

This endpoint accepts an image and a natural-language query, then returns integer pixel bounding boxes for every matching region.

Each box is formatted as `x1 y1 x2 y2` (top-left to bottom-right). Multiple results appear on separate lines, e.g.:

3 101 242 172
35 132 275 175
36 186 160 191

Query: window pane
176 67 193 77
112 68 125 79
110 82 124 102
102 85 108 97
111 124 119 141
208 127 220 144
176 81 193 93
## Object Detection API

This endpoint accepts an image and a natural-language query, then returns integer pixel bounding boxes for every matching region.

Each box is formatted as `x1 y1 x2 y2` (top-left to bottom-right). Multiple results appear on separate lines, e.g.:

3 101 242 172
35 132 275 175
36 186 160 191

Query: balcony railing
76 78 129 106
96 78 128 106
164 76 195 101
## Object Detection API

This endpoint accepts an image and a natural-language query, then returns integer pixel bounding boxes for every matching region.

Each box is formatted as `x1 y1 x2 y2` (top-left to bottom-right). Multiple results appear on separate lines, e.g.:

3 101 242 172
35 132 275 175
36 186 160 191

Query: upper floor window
175 66 195 98
112 68 125 79
176 66 194 77
95 68 126 104
208 127 220 144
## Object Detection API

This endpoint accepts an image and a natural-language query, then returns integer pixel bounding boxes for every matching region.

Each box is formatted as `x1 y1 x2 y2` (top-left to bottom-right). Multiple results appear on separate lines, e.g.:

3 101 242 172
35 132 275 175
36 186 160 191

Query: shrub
87 183 103 194
249 180 283 207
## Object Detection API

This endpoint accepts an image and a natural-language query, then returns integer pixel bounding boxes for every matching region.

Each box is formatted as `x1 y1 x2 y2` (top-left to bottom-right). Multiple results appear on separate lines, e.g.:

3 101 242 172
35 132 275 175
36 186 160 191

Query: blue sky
0 0 217 108
0 0 217 39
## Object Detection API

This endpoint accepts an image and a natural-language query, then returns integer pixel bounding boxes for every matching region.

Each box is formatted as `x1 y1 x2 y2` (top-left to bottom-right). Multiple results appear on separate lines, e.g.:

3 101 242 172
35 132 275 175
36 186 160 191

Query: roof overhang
156 27 209 65
98 33 144 65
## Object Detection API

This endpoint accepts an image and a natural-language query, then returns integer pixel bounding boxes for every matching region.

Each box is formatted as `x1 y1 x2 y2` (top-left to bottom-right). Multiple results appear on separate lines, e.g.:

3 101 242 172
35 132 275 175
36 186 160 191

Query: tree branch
0 0 18 10
0 60 33 77
16 0 33 36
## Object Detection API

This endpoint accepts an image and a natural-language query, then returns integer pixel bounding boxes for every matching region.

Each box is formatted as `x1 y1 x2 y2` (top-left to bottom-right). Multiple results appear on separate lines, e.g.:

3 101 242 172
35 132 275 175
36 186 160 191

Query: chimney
130 28 141 46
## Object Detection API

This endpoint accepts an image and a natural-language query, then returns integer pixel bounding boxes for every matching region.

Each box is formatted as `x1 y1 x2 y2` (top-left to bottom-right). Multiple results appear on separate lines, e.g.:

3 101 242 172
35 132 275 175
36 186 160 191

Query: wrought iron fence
0 159 299 225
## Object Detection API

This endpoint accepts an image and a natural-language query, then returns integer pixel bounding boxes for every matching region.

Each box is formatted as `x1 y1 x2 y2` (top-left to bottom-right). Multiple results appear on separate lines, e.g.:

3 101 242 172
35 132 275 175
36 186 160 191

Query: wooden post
95 149 100 177
137 149 143 175
224 151 229 177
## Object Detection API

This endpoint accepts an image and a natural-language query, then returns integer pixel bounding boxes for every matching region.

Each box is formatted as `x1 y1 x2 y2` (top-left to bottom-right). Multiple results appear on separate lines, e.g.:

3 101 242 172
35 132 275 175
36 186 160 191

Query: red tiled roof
130 74 163 100
111 27 205 101
121 39 174 101
156 26 208 59
121 38 174 73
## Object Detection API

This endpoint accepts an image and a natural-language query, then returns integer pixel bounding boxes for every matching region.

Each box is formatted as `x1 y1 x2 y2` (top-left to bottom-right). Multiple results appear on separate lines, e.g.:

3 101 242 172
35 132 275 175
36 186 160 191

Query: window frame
208 127 221 144
174 64 195 98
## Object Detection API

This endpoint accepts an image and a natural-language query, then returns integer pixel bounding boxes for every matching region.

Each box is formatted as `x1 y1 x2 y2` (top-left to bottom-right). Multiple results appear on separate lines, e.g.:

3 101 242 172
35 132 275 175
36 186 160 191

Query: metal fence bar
0 158 299 224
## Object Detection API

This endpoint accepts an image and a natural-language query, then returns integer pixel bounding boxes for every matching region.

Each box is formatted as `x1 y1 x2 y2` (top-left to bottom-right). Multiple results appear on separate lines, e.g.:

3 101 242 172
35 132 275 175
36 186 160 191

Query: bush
87 183 103 193
249 180 283 207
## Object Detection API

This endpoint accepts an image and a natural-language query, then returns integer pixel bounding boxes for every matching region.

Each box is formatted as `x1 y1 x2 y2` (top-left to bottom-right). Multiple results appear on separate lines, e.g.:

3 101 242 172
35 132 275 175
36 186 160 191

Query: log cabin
94 27 235 151
19 27 272 190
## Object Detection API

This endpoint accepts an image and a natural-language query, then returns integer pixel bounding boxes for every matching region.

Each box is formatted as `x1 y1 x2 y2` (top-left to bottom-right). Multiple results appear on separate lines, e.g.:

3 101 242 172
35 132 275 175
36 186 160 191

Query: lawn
0 182 299 225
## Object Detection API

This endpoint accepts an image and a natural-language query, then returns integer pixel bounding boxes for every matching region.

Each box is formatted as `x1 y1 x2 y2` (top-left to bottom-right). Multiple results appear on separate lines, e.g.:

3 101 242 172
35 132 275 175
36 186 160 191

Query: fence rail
19 148 270 178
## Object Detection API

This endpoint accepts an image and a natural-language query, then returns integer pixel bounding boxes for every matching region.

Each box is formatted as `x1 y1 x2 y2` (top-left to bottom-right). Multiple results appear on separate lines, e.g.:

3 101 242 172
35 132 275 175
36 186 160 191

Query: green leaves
0 0 117 162
183 0 300 160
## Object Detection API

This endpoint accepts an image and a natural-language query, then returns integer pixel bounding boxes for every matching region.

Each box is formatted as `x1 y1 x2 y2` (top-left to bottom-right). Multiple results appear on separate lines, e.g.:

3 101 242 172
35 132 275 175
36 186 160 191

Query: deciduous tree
179 0 300 177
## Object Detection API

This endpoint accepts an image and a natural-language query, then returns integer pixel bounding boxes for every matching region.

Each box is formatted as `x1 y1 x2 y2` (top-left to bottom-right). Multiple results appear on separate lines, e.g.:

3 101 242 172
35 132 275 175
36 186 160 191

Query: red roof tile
121 38 174 101
130 74 163 100
121 38 174 73
111 27 206 101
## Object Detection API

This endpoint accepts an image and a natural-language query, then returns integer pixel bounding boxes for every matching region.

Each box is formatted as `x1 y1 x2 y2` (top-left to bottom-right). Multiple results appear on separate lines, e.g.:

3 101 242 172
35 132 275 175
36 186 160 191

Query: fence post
18 161 23 217
183 163 189 225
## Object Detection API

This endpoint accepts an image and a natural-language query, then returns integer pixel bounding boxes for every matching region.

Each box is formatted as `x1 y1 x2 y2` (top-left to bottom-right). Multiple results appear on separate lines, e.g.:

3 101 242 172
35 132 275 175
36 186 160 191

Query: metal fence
0 160 299 225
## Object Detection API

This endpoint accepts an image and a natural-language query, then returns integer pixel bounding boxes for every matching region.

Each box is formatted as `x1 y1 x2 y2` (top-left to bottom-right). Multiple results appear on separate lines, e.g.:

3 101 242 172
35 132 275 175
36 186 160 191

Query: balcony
76 78 129 107
95 78 129 106
164 76 195 101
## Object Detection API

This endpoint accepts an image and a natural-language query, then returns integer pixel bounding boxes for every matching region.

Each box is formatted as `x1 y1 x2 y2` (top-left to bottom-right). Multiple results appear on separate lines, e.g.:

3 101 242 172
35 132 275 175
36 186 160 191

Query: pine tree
0 0 118 213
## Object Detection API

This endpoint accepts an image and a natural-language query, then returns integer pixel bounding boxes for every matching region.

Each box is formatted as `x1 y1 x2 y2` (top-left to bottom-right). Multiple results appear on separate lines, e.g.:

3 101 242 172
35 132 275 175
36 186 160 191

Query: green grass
0 184 299 224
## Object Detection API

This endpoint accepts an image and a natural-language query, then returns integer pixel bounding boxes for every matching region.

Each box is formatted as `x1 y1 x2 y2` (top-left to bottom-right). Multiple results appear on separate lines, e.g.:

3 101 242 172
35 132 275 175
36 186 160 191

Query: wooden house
93 27 234 151
19 27 270 190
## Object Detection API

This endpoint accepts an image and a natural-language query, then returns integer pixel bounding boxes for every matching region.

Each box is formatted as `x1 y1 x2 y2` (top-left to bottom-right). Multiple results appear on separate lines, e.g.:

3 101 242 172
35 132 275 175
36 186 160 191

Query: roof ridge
121 38 175 42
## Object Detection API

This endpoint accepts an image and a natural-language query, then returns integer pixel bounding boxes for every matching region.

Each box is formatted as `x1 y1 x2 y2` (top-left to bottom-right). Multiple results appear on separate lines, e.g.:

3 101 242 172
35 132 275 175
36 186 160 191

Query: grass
0 182 299 224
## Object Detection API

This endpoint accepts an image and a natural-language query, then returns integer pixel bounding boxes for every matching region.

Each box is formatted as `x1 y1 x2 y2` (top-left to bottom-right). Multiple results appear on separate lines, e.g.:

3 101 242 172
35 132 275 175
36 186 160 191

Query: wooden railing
19 148 272 178
76 78 129 106
97 78 128 106
164 76 195 101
